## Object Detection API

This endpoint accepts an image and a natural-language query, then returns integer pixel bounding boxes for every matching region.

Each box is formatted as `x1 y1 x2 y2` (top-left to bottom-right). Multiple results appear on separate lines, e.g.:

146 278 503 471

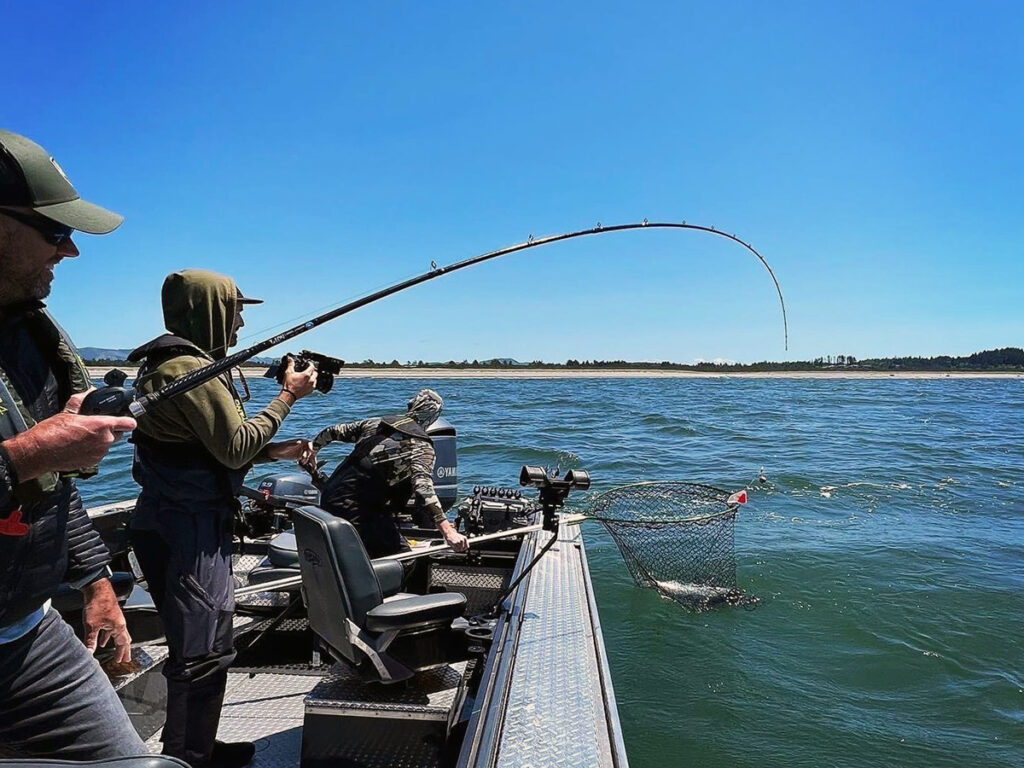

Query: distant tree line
82 348 1024 372
856 347 1024 371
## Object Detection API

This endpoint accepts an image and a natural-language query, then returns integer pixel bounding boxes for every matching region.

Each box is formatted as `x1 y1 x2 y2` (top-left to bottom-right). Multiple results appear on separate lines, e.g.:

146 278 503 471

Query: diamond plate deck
428 563 511 617
306 661 469 720
146 672 317 768
105 645 169 689
494 527 618 768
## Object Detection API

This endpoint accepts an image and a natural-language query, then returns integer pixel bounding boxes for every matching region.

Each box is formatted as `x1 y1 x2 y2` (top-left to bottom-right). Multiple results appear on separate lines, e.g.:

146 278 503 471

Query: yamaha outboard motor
257 472 322 505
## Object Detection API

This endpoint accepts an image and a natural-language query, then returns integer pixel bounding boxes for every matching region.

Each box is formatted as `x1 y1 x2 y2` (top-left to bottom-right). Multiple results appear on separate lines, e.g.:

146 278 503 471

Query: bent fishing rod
81 220 788 418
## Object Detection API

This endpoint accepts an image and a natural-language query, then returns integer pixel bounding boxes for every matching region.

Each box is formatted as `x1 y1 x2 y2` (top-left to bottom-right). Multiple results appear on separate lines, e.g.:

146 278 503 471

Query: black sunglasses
0 208 74 245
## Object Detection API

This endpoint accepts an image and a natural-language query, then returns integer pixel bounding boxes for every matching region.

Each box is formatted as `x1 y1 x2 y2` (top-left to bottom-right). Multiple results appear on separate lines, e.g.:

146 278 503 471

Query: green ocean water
83 376 1024 767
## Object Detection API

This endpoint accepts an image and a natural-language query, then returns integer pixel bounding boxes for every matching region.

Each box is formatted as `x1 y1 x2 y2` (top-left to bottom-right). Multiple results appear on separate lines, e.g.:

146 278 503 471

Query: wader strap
0 370 29 442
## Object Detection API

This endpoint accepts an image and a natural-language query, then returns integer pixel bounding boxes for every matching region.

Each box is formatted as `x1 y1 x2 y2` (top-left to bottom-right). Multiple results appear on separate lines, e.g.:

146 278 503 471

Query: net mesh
587 482 756 611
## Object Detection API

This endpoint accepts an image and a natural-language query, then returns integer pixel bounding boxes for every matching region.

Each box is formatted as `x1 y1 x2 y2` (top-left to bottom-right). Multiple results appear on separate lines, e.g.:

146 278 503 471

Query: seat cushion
267 531 299 568
382 592 418 603
365 592 466 632
371 559 404 597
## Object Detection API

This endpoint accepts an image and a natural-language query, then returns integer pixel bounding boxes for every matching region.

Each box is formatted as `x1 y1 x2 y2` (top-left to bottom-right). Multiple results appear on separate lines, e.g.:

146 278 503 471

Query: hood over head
407 388 443 428
161 269 238 359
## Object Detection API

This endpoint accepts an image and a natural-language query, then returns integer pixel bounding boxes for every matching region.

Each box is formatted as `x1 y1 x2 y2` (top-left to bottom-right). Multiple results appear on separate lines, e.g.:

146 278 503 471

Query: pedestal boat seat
291 505 466 683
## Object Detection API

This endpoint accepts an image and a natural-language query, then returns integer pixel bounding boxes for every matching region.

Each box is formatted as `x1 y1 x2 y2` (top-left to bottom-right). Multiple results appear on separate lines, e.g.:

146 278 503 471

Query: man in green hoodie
128 269 317 768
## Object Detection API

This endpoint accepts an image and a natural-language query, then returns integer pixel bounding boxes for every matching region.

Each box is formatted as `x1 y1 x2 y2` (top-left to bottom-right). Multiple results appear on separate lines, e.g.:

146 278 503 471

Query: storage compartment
427 561 512 617
301 660 472 768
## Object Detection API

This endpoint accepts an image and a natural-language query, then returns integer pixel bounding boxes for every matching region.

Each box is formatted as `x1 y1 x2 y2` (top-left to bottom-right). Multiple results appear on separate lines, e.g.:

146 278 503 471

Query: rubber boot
211 739 256 768
161 671 229 767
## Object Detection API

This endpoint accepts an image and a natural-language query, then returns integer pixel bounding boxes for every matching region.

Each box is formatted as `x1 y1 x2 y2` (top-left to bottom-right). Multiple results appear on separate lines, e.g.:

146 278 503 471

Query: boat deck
460 526 627 768
149 671 313 766
492 527 625 768
125 525 627 768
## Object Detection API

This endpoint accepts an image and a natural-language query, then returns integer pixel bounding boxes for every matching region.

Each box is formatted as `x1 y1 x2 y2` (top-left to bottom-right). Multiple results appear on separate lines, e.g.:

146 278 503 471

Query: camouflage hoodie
130 269 289 469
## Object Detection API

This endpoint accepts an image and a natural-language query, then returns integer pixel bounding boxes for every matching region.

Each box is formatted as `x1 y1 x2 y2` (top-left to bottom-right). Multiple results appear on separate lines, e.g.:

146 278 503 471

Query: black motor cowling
255 472 322 507
237 472 321 538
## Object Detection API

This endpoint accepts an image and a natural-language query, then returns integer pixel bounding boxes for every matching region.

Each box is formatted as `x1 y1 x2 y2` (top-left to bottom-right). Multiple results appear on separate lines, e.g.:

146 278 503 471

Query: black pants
130 503 236 768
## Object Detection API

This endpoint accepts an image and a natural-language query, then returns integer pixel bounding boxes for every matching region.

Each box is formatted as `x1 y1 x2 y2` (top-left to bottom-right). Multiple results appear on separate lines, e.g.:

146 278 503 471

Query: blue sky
5 2 1023 364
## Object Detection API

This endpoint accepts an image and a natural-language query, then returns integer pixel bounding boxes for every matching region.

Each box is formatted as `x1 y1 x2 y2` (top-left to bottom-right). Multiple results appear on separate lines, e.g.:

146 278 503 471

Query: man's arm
64 482 111 584
0 448 18 511
63 482 132 664
312 419 374 451
0 392 136 483
410 441 468 552
167 358 316 470
172 375 291 469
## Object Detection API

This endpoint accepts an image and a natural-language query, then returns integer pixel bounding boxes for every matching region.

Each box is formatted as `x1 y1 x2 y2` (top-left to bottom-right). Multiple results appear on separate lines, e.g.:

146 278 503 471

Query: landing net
587 482 757 611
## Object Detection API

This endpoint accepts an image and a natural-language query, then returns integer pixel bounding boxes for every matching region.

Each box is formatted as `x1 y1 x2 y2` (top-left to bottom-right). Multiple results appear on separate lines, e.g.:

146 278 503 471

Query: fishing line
82 220 789 417
209 269 433 360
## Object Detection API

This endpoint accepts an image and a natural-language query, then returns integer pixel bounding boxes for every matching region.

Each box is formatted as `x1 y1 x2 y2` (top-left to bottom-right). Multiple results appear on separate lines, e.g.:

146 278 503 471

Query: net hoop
588 481 741 525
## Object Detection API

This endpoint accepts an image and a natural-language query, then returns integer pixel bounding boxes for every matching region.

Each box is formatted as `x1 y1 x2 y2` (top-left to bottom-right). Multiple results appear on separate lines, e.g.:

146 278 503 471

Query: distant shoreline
87 366 1024 380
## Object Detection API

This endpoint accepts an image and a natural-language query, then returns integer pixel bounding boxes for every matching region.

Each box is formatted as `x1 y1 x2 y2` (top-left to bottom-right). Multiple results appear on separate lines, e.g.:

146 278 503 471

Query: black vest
0 308 100 627
129 336 249 515
317 416 431 523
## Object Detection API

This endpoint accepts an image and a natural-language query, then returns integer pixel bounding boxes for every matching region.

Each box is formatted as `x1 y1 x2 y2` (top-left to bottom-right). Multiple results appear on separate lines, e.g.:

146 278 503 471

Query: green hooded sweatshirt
131 269 289 469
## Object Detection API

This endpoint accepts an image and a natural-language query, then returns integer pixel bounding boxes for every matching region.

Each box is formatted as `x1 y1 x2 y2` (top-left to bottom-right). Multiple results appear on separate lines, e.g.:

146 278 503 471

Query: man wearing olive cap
0 129 145 758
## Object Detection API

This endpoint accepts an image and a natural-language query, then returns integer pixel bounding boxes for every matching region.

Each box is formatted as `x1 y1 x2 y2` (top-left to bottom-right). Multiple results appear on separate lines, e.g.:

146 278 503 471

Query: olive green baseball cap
0 129 123 234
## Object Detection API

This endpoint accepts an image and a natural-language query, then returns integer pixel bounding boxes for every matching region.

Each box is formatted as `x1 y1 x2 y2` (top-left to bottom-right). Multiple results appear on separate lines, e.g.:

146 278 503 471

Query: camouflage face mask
407 388 443 427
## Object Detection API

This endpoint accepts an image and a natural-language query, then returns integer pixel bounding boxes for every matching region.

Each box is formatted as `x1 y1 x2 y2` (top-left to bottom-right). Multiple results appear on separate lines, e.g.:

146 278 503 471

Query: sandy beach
86 367 1024 380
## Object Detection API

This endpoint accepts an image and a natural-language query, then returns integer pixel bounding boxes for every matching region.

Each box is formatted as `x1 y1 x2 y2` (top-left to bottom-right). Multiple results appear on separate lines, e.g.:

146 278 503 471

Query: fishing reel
519 466 591 532
79 369 134 416
265 350 344 394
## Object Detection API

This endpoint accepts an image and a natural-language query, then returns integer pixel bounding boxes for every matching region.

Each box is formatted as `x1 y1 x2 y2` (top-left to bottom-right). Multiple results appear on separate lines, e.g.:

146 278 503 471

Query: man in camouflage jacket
304 389 468 558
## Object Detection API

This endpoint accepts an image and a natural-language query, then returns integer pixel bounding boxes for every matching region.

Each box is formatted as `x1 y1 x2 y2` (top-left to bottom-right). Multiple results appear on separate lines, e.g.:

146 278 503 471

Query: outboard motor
256 472 322 506
239 472 320 539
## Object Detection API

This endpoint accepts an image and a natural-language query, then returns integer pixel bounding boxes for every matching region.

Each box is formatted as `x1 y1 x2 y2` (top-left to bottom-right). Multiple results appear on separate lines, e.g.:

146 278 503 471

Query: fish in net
587 481 757 611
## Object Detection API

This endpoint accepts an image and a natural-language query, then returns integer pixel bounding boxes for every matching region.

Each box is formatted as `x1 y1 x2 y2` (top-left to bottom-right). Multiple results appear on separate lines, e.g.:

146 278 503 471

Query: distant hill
79 347 133 362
